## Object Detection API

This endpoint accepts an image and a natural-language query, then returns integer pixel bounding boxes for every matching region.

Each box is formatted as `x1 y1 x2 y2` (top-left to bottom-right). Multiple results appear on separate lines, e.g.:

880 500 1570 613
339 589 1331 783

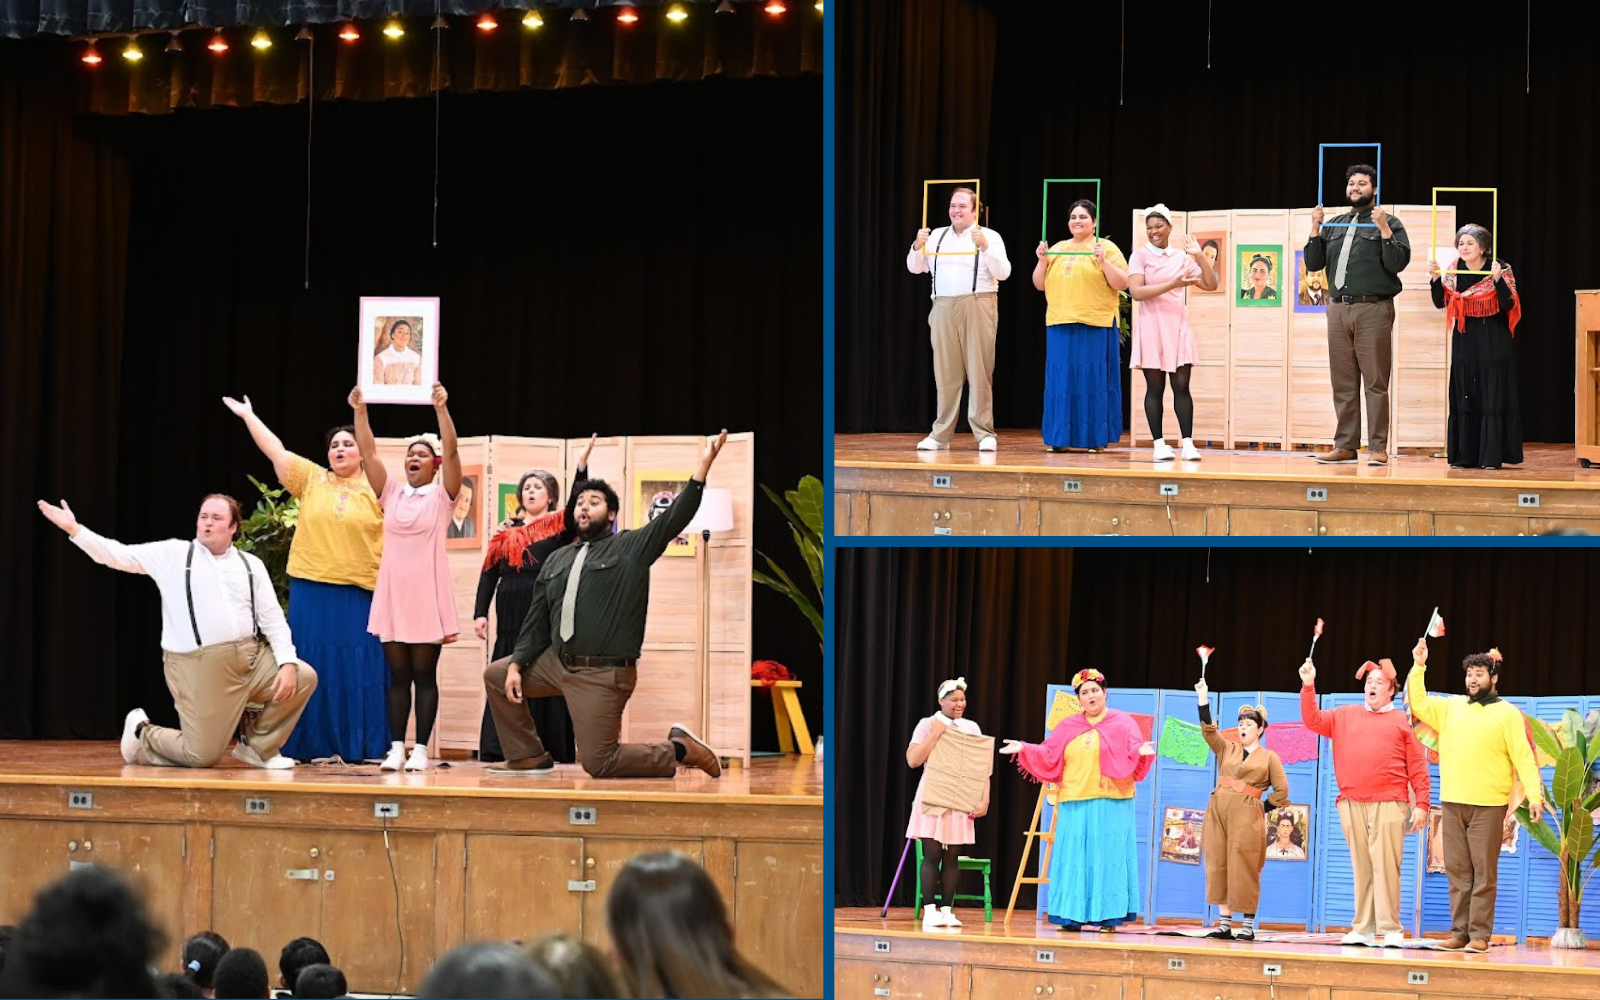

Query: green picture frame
1237 244 1282 307
1041 178 1103 256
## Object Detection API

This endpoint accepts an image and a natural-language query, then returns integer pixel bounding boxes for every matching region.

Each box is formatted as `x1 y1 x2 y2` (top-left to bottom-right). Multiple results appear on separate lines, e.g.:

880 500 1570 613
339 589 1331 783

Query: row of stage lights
79 0 821 63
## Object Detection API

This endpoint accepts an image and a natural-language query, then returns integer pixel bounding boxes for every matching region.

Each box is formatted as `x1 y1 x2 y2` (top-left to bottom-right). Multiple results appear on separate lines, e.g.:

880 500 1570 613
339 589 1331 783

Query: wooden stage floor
834 434 1600 536
0 743 824 996
836 907 1600 1000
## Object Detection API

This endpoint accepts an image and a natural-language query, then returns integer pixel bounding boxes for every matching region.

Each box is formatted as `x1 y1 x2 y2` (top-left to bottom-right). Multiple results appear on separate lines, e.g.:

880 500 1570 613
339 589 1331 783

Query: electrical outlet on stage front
1034 950 1054 964
1262 963 1282 977
569 806 598 825
245 797 270 815
1158 483 1179 497
1167 958 1185 971
374 802 400 819
1518 492 1541 507
1408 971 1429 985
67 791 92 809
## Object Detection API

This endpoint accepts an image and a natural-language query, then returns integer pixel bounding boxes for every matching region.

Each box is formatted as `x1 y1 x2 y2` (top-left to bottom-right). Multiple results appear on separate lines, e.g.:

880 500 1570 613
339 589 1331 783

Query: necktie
1333 215 1358 290
559 543 589 642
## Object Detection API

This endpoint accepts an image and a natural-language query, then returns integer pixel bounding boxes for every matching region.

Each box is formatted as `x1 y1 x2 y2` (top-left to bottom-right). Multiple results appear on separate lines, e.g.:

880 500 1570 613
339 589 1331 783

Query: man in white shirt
37 494 317 769
906 187 1011 452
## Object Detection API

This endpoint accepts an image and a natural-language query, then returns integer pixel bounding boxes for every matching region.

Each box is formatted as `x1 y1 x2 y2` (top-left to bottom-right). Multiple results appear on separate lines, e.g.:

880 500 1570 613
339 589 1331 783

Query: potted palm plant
1515 709 1600 948
753 475 822 653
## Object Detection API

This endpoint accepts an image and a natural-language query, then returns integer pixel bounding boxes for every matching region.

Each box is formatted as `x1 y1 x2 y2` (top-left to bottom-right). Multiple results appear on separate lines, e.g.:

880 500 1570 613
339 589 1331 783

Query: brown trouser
929 293 998 443
1337 798 1409 936
139 638 317 767
1443 801 1507 942
1202 789 1267 913
1326 299 1395 454
484 651 676 778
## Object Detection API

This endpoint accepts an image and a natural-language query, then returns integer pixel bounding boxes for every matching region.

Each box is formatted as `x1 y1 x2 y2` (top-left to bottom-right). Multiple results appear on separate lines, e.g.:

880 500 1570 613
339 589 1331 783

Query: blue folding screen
1149 688 1216 923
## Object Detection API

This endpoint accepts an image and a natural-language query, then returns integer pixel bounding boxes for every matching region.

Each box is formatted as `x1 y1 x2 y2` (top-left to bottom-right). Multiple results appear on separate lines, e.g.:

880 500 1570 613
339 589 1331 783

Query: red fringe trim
1444 273 1522 336
481 510 568 571
1014 755 1044 784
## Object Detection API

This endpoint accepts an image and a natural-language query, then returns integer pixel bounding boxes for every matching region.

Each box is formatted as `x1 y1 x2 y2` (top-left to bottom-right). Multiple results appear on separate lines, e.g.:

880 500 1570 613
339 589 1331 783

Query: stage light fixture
383 18 405 37
814 0 823 9
477 11 499 30
251 28 272 49
569 8 590 23
616 4 639 25
207 28 229 52
338 21 360 40
122 36 144 60
521 9 544 28
431 15 449 30
165 32 183 53
715 0 735 12
81 39 103 64
295 25 312 42
666 3 689 22
764 0 786 14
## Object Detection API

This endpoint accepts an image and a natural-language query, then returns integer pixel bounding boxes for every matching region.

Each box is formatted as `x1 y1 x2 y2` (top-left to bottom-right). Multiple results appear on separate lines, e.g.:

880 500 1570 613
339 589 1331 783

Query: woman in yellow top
1001 669 1156 930
224 396 389 762
1032 200 1130 451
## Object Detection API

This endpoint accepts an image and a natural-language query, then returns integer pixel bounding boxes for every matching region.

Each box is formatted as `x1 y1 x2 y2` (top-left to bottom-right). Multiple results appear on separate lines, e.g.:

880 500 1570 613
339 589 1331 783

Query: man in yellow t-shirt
1405 639 1543 953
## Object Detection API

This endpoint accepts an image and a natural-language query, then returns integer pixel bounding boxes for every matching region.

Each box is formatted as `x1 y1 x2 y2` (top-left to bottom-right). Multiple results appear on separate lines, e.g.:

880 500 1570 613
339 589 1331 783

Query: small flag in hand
1425 608 1446 638
1314 618 1325 637
1196 645 1214 678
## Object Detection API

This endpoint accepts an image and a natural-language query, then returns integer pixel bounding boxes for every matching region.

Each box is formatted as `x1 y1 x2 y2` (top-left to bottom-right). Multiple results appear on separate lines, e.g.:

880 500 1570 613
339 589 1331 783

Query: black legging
919 838 962 909
383 642 441 745
1142 364 1194 441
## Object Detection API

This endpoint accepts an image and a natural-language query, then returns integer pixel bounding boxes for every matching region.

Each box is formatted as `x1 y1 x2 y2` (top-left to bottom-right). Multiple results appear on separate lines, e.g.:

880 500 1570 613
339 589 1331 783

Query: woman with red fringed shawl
1428 224 1523 470
1000 669 1156 931
470 435 595 763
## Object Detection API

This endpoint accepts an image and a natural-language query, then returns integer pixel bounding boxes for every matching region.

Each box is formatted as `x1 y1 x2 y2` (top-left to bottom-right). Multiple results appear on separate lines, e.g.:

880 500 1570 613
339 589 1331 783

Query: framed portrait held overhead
359 296 440 404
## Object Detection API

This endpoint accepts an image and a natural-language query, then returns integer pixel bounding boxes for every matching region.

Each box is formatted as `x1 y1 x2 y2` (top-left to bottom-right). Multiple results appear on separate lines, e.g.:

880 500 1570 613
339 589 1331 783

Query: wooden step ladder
1004 782 1056 923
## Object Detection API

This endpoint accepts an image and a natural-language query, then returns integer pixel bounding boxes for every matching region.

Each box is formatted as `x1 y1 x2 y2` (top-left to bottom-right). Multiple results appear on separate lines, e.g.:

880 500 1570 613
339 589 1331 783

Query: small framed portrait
497 481 523 526
634 473 697 557
1265 804 1310 861
1191 232 1226 293
1237 245 1281 306
1159 806 1205 865
358 296 440 405
445 466 482 549
1294 251 1331 313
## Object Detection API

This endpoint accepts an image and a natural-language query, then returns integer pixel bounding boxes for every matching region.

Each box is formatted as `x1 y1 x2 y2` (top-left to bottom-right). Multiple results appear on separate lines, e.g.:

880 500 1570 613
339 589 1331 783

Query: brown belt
1214 775 1261 798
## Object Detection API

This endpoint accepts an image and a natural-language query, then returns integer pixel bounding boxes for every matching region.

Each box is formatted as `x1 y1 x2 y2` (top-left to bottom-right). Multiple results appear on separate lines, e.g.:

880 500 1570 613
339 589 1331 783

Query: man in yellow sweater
1406 638 1543 953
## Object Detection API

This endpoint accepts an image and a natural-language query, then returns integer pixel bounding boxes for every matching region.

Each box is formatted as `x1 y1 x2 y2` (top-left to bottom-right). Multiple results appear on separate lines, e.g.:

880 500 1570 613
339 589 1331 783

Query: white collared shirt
906 225 1012 297
72 528 299 664
1143 241 1178 257
1364 701 1396 713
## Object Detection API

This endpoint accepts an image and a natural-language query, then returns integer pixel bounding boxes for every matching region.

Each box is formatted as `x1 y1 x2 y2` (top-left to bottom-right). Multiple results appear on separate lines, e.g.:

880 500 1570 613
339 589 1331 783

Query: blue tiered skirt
279 578 391 762
1044 795 1141 927
1043 323 1123 449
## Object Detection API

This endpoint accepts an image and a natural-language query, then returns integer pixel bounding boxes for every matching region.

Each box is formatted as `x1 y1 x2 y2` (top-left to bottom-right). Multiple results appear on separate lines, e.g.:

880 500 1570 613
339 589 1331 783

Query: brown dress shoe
1314 448 1359 464
668 724 723 778
1367 453 1388 466
487 752 555 774
1436 935 1468 950
1464 939 1489 953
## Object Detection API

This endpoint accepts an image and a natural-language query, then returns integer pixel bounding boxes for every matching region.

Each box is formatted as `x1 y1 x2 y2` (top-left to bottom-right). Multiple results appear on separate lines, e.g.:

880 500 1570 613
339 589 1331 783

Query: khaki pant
1202 789 1267 913
1443 801 1507 942
139 638 317 767
1337 798 1409 936
929 293 998 443
484 651 676 778
1326 300 1395 454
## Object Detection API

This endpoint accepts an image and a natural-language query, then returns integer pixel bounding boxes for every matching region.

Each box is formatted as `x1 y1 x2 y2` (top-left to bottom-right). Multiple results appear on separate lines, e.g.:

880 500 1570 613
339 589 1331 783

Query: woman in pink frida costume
904 678 989 932
1001 669 1156 931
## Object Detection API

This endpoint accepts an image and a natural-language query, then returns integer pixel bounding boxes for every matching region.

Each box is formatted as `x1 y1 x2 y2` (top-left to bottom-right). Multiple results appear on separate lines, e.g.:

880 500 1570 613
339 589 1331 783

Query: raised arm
433 383 461 501
1404 637 1446 730
560 434 596 538
1185 235 1219 291
629 431 726 562
41 500 173 577
1196 678 1229 756
348 387 387 497
223 395 292 484
1299 659 1334 737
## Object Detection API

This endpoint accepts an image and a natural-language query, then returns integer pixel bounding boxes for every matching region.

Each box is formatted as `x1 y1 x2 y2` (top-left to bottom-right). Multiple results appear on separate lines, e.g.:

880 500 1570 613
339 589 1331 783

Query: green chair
912 839 993 922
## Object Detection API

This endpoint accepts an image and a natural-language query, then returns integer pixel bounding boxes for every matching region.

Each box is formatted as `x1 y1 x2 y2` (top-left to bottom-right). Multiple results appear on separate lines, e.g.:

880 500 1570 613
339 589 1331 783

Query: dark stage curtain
836 0 1600 446
835 546 1600 908
1 36 822 743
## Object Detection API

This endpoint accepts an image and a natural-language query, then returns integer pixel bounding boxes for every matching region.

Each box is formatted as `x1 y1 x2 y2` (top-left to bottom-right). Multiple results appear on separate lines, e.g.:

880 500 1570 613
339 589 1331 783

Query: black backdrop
835 546 1600 908
1 36 822 743
836 0 1600 442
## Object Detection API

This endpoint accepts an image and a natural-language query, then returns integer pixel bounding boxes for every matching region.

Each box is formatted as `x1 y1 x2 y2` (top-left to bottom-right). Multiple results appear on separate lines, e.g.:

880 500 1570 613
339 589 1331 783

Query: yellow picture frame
1432 186 1498 276
920 178 983 256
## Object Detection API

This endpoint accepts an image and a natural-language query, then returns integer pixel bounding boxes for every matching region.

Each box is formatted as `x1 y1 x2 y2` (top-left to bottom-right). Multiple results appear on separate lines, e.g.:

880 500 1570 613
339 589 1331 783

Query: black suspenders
929 227 982 295
185 543 261 647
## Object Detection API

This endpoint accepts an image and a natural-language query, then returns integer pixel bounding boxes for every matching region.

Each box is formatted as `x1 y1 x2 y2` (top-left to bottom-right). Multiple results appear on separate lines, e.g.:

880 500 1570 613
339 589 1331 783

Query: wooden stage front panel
835 435 1600 537
835 909 1600 1000
0 744 823 997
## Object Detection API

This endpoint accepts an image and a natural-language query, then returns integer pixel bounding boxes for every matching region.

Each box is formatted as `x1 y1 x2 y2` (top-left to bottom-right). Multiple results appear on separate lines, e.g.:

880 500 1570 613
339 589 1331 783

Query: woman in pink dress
351 381 462 773
905 677 988 932
1126 204 1217 463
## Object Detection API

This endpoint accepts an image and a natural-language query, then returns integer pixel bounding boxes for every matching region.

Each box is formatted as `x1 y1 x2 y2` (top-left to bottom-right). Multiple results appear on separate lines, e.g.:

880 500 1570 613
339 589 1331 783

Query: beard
1350 192 1375 209
1467 683 1499 704
575 517 613 542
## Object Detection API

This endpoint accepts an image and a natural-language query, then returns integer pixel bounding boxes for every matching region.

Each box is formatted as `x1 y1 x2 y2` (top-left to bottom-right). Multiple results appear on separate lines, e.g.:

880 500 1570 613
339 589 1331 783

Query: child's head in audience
607 850 790 999
417 942 558 999
522 933 622 999
0 867 163 998
292 963 347 999
161 970 209 998
182 931 230 998
277 937 329 995
212 947 270 1000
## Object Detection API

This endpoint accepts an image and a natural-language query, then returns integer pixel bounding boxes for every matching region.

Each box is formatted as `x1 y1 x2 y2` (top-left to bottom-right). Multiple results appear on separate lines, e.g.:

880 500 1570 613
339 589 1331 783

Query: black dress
1431 267 1522 468
472 466 585 763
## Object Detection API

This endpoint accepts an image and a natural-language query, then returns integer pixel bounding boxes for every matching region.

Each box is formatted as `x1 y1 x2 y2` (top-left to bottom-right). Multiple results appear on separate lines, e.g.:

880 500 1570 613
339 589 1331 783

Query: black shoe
1204 927 1233 939
1233 928 1256 941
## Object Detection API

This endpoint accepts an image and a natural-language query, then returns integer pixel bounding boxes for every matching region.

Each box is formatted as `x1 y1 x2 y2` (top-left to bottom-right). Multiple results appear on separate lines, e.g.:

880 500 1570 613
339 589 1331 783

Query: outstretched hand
348 386 365 411
580 432 598 466
222 395 254 418
703 429 729 465
998 739 1023 755
1138 741 1156 756
37 499 80 535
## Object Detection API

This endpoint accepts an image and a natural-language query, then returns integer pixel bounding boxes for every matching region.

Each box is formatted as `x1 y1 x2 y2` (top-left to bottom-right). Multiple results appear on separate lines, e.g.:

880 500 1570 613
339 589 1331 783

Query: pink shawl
1014 708 1151 784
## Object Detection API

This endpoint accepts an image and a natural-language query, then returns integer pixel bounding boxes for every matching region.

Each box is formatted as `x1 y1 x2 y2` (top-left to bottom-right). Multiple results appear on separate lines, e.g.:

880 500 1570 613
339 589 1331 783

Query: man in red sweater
1301 655 1431 947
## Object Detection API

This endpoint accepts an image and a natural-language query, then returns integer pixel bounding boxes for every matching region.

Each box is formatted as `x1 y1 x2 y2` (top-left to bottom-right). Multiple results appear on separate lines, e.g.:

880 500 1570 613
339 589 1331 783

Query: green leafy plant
753 475 822 651
1117 289 1132 344
1516 709 1600 940
235 476 299 608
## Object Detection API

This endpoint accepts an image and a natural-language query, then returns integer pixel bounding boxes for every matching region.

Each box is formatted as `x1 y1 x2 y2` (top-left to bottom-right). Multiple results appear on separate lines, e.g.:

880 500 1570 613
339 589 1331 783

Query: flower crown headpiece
1071 668 1106 690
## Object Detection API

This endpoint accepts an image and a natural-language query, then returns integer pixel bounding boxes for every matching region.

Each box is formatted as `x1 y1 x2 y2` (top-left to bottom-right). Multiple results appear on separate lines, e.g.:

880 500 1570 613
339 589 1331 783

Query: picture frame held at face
358 296 440 405
1237 246 1281 307
445 467 482 549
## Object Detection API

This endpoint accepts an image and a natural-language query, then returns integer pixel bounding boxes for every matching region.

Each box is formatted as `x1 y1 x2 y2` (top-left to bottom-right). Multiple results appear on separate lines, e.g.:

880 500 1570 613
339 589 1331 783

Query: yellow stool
751 679 813 754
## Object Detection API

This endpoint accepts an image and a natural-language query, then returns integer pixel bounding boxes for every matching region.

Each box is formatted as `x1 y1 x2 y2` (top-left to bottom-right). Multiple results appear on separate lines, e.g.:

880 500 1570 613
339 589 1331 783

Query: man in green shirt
1303 163 1412 466
484 431 729 779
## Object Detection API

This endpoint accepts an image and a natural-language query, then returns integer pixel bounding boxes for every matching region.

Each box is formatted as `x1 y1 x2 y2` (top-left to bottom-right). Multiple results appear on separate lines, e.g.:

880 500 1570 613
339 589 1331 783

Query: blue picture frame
1317 143 1383 227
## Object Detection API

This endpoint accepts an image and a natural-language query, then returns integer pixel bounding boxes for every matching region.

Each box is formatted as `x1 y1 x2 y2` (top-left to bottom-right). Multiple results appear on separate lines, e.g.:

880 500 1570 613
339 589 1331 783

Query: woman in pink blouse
352 381 462 773
1126 205 1217 463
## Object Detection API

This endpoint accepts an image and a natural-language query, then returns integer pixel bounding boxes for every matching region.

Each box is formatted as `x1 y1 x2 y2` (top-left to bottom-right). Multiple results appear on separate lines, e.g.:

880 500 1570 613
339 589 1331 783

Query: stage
835 908 1600 1000
834 434 1600 537
0 743 823 997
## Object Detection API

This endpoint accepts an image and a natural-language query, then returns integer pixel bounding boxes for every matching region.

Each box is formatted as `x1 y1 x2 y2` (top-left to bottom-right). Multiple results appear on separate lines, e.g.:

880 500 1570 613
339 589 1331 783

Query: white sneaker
1341 931 1375 946
938 905 962 927
921 904 943 932
379 741 406 772
232 743 296 770
404 745 430 772
1381 931 1406 948
1152 439 1176 462
1181 438 1202 461
121 708 149 764
977 437 997 452
917 436 949 451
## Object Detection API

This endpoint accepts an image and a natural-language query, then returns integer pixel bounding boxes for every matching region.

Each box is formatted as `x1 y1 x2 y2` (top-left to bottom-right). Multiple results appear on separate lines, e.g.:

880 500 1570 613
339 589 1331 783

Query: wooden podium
1578 291 1600 467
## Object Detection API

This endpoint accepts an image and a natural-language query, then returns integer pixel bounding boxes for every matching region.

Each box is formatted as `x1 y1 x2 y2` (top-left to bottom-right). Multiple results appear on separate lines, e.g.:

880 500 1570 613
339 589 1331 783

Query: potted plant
1516 709 1600 948
234 475 299 608
753 475 822 653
